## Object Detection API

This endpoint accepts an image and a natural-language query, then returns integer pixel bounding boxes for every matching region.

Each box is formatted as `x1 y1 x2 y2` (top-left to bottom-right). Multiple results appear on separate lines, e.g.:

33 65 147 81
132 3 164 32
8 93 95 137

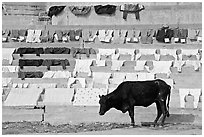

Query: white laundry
92 72 111 86
151 61 172 77
112 30 120 44
104 30 113 42
196 52 201 60
137 73 155 81
3 88 43 106
2 48 15 64
111 73 126 84
98 30 106 41
73 88 107 106
67 77 86 88
179 88 201 108
134 61 146 71
73 59 93 77
185 60 201 71
2 78 12 87
177 53 183 61
160 49 177 59
154 53 161 61
26 29 35 42
43 88 74 105
135 52 142 60
173 60 186 72
42 71 55 78
53 71 72 78
181 49 198 56
111 60 124 71
29 83 57 88
160 79 174 89
139 49 156 55
88 30 98 41
12 83 29 88
118 48 135 61
33 30 42 43
97 49 116 60
2 66 19 72
95 60 106 66
121 30 127 37
125 73 138 81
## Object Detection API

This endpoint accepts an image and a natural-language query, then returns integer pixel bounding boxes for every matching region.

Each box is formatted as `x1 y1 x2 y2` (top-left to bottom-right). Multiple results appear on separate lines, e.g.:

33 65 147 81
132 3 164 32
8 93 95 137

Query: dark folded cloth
42 59 69 70
14 48 44 57
94 5 117 15
44 47 70 54
18 71 44 80
71 47 96 58
19 59 44 69
69 6 91 16
48 6 66 18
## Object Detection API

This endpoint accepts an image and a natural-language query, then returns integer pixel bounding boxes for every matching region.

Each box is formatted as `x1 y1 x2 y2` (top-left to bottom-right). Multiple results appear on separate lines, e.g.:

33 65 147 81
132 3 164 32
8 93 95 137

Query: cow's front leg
128 107 135 127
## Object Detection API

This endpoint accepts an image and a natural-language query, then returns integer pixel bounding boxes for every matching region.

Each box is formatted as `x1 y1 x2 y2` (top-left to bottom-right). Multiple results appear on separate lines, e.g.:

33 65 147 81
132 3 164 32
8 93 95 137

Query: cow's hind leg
154 101 162 126
128 107 135 127
159 100 168 126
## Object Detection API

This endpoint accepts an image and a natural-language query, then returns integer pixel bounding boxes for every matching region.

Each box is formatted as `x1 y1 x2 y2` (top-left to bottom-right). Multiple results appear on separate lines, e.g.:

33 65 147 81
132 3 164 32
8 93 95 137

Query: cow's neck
107 91 122 108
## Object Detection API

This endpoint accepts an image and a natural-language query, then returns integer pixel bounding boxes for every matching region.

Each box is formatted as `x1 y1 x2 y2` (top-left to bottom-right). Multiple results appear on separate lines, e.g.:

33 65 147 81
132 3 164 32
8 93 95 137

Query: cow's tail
166 85 171 117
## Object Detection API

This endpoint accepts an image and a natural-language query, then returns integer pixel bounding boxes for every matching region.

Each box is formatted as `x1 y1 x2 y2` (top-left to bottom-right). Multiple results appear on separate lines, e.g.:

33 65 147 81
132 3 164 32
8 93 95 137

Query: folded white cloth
97 49 116 60
26 29 35 43
2 66 19 72
181 49 198 56
29 83 57 88
73 59 93 77
139 49 156 55
92 72 111 86
67 77 86 88
159 49 177 59
134 61 146 71
111 73 126 84
104 30 114 43
125 73 138 81
151 61 172 77
2 78 12 87
137 73 155 81
95 60 106 66
185 60 201 71
111 60 124 71
173 60 185 72
2 48 15 64
98 30 106 41
118 48 135 61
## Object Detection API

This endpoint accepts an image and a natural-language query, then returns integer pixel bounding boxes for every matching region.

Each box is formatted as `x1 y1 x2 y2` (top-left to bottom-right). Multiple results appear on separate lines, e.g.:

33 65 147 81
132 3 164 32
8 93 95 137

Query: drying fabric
156 27 174 43
73 59 93 77
173 60 185 72
29 83 57 88
48 29 55 42
69 6 91 16
44 47 70 54
10 29 19 40
137 73 155 81
179 88 201 108
160 49 177 59
111 73 126 84
14 48 44 57
73 88 107 106
26 29 35 43
181 49 198 56
94 5 116 15
48 6 66 18
2 29 10 42
40 30 49 42
134 61 146 71
120 4 145 20
104 30 114 43
3 88 43 106
95 60 106 66
71 47 96 58
88 29 98 41
18 29 27 42
18 71 44 80
67 77 86 88
92 72 111 85
42 71 55 78
140 29 155 44
19 59 43 69
139 49 156 55
126 30 134 42
2 78 12 87
2 48 15 64
55 30 63 42
43 88 74 105
98 30 106 41
111 60 124 71
151 61 172 77
33 30 42 43
125 73 138 81
42 59 69 70
97 49 116 60
53 71 72 78
2 66 19 72
69 29 82 41
12 83 29 88
185 60 201 71
154 53 160 61
118 48 135 61
112 29 120 44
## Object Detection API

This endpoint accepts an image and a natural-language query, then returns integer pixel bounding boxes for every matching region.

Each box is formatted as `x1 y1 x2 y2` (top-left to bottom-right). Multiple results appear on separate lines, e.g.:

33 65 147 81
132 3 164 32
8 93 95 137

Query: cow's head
99 95 111 115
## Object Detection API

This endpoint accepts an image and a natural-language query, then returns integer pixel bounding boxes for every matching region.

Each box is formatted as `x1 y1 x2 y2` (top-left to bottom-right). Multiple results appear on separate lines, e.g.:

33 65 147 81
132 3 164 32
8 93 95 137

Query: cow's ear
99 95 102 98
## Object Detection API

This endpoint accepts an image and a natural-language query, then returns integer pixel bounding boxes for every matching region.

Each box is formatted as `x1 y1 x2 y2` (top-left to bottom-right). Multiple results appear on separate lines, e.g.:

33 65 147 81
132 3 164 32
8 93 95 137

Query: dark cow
99 79 171 126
